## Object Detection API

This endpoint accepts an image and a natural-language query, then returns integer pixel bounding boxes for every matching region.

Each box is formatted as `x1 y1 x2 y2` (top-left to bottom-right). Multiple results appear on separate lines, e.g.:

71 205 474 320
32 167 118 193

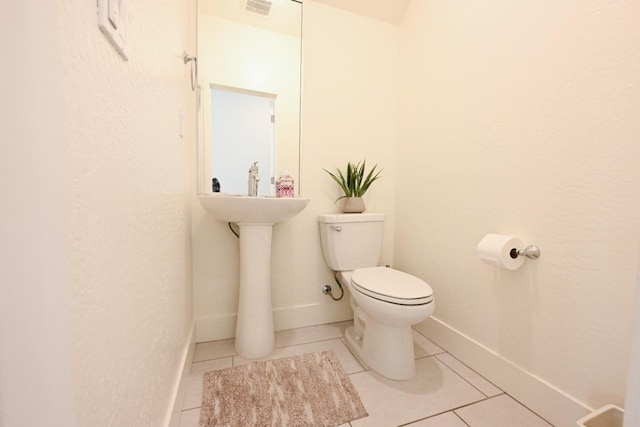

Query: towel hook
183 51 198 91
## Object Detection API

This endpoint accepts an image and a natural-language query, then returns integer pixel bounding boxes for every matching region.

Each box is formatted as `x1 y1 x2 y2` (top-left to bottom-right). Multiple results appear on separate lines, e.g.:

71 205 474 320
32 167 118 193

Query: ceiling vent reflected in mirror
245 0 272 16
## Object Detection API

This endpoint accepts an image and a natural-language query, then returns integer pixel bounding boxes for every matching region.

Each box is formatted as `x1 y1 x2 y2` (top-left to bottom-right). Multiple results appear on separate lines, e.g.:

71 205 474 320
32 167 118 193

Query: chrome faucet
248 161 260 196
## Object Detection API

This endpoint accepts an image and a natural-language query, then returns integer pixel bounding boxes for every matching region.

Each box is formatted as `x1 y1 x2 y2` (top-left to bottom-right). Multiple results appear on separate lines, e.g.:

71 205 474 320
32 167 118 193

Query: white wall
192 0 399 341
397 0 640 423
0 0 196 425
0 3 75 425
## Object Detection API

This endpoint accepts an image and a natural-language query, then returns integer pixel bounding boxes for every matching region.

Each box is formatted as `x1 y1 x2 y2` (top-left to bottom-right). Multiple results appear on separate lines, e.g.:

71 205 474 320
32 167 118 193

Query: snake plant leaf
324 160 382 202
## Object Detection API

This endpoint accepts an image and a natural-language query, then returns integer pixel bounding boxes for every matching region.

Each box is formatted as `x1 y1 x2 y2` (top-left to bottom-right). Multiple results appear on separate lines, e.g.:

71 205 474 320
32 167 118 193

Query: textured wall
0 2 76 426
61 0 195 425
192 0 400 341
397 0 640 411
2 0 196 425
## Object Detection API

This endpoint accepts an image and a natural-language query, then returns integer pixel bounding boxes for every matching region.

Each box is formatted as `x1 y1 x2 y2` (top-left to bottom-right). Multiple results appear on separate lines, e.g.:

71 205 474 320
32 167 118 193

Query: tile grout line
494 393 556 426
433 353 501 398
274 334 348 350
450 393 553 424
344 353 496 427
180 324 554 427
183 329 548 427
453 410 472 427
339 337 369 374
193 334 349 364
434 352 502 394
451 411 471 427
432 354 554 426
365 351 500 427
395 402 484 427
414 349 446 360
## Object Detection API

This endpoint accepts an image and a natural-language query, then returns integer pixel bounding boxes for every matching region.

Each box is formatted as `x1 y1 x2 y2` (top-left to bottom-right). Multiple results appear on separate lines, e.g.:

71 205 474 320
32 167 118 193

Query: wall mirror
197 0 302 195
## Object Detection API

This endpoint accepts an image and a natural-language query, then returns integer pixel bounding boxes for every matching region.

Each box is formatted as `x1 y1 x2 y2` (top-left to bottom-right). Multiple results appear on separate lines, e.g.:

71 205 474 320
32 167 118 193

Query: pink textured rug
199 350 368 427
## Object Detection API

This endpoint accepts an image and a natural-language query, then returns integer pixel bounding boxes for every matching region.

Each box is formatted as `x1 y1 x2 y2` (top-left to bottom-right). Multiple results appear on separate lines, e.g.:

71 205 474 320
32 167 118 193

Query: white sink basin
198 193 309 224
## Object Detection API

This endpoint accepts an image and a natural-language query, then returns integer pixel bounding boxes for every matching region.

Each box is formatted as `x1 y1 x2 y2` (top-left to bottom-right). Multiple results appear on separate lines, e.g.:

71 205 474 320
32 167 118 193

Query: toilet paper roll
477 234 525 270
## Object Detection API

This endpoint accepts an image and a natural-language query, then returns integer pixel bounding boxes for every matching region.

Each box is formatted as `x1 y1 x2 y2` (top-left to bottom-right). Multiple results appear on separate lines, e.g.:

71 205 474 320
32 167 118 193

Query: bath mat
199 350 368 427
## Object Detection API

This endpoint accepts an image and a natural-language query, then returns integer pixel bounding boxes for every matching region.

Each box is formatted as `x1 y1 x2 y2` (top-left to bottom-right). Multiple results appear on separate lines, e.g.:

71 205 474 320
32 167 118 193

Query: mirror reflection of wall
198 0 302 195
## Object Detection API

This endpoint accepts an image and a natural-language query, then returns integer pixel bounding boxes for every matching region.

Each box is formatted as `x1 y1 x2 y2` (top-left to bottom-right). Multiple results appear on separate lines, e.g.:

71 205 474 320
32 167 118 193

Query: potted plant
324 160 382 213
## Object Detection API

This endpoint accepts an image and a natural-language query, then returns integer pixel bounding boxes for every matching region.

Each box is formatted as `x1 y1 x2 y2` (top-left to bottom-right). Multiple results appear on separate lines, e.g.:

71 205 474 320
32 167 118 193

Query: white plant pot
340 197 365 213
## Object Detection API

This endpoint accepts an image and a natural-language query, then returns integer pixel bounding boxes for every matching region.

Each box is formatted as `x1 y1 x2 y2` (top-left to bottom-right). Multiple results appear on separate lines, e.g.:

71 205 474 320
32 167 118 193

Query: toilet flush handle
329 225 342 232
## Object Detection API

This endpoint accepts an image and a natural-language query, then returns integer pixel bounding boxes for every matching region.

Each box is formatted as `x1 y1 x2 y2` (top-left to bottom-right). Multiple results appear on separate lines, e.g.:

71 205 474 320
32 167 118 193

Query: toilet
318 213 435 380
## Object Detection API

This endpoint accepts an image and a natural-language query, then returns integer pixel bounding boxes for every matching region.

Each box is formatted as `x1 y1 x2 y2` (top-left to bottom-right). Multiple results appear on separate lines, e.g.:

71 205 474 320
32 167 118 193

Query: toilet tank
318 213 385 271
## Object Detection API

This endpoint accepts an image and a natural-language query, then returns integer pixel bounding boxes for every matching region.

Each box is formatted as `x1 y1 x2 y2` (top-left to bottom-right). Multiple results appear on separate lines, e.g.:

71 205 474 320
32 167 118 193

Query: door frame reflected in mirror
209 85 276 195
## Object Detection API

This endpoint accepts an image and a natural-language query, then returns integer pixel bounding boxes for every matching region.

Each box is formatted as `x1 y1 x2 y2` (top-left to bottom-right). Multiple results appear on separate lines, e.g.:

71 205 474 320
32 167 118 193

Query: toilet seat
350 266 433 306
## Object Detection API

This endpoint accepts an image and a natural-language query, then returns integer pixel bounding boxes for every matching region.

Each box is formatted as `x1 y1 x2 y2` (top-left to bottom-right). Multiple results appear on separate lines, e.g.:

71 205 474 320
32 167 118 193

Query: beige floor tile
182 357 233 410
455 394 553 427
435 353 502 397
233 338 365 374
190 356 234 375
405 411 469 427
349 356 485 426
413 329 445 358
275 320 352 348
193 338 236 362
178 408 200 427
337 329 444 371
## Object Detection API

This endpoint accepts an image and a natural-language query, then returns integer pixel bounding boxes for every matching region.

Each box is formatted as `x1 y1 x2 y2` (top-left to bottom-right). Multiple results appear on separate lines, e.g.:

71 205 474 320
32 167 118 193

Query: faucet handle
248 162 260 196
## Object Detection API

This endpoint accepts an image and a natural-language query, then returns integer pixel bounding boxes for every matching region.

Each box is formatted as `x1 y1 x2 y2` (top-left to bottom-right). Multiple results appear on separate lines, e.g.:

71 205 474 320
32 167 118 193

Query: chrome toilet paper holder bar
510 245 541 260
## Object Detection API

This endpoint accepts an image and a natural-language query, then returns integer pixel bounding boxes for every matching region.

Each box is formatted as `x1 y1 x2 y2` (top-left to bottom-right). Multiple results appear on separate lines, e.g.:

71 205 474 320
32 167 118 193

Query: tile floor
176 321 554 427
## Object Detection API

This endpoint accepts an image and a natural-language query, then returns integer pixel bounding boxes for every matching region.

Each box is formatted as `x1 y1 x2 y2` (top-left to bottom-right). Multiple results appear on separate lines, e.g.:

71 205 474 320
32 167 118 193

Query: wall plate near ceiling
97 0 129 61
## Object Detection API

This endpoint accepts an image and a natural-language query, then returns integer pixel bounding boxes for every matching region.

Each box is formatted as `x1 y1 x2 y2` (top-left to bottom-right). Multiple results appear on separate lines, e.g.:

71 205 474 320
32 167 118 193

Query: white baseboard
415 316 591 427
195 314 236 342
195 300 353 343
164 320 196 427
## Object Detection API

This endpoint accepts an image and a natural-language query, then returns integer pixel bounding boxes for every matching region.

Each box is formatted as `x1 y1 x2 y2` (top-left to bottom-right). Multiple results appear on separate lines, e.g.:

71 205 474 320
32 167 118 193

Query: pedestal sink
198 193 310 358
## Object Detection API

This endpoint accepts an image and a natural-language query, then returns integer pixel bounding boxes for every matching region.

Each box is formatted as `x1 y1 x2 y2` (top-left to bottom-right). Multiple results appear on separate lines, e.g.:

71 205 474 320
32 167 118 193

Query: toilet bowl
340 267 434 380
318 214 435 380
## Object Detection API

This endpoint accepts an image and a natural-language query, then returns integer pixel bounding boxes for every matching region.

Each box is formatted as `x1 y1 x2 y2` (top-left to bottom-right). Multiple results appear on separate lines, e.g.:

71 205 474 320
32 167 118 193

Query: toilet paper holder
510 245 541 260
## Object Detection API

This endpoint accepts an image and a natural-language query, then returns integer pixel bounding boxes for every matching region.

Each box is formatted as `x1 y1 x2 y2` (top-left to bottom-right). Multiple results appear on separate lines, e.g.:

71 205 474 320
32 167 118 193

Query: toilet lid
351 267 433 306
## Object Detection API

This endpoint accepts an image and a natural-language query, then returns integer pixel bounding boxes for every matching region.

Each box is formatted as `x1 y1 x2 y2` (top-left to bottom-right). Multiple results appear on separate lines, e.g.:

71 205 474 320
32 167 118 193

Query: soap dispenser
275 171 294 198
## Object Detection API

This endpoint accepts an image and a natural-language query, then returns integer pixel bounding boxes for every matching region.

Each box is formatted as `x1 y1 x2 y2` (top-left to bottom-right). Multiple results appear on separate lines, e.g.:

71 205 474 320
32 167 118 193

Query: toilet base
344 323 417 380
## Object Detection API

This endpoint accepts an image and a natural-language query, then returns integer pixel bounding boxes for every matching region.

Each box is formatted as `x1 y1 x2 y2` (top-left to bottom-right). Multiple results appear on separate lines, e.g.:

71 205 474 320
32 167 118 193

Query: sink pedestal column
196 194 310 359
234 223 275 359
